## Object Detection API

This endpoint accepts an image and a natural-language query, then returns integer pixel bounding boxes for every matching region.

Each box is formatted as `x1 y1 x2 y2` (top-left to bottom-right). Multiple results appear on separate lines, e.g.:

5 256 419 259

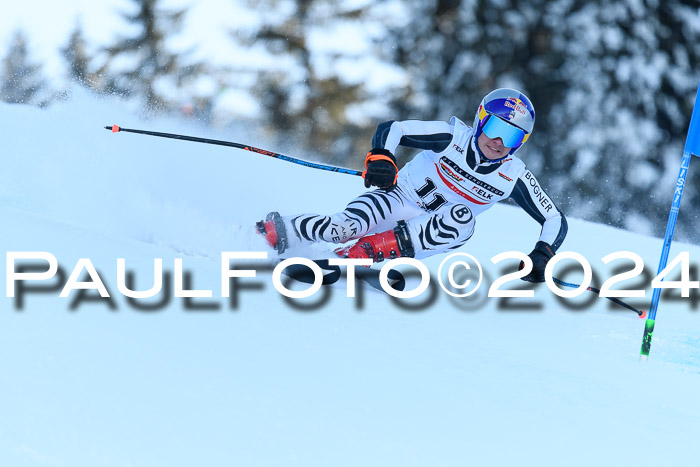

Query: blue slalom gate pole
640 82 700 360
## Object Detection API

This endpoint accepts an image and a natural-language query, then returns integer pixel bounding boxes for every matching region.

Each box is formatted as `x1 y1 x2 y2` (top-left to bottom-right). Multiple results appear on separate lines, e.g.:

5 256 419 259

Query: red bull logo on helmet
504 97 528 116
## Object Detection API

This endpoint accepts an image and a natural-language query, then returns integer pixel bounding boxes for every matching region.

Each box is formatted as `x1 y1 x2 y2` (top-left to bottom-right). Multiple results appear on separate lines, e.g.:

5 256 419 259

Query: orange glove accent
362 148 398 189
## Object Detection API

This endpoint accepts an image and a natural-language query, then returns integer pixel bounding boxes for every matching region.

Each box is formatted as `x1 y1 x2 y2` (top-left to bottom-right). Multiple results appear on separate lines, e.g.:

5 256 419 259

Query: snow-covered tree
100 0 204 114
236 0 378 161
0 30 50 106
547 0 700 239
382 0 700 240
61 24 102 92
381 0 559 120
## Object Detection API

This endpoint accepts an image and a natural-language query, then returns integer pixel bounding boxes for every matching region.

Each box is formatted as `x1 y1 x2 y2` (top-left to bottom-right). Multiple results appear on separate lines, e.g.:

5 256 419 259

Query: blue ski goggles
481 115 528 148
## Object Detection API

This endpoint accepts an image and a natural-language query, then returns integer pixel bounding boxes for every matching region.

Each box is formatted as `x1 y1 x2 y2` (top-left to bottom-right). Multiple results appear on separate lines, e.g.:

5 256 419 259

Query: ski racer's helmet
472 88 535 159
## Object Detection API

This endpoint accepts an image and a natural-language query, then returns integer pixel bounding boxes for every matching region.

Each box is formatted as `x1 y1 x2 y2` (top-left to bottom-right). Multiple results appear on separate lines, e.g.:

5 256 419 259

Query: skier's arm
363 120 455 190
509 170 568 251
371 120 455 154
509 169 567 282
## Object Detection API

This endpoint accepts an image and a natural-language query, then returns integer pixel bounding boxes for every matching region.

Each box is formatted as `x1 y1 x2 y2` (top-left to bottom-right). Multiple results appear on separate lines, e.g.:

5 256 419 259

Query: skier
257 88 567 282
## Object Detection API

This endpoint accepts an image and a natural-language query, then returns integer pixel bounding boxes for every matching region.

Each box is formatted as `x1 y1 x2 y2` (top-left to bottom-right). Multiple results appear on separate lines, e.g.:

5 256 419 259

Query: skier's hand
363 148 398 191
520 241 555 283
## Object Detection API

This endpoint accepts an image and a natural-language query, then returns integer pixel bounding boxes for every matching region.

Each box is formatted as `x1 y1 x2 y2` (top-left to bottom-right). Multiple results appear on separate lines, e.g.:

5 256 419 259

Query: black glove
363 148 398 190
520 241 555 283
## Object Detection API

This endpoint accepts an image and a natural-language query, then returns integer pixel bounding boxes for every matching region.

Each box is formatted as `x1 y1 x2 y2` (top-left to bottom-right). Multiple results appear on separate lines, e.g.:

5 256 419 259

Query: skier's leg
336 203 475 262
404 204 475 259
258 185 422 252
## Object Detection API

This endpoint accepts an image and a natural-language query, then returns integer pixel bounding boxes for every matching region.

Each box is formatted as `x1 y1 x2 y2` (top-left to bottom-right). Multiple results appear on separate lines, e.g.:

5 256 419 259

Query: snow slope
1 91 699 467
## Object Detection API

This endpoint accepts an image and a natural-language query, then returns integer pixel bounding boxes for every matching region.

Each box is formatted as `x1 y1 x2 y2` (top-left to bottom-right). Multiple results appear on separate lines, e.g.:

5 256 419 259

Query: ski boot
335 220 415 263
256 211 289 254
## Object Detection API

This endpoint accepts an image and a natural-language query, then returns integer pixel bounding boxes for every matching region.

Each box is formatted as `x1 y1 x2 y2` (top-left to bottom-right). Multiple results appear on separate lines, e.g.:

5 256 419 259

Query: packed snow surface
1 92 699 466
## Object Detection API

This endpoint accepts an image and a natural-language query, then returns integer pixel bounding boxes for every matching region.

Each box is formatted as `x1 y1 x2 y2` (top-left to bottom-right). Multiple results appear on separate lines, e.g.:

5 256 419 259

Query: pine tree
0 30 49 106
101 0 203 113
61 24 101 91
381 0 562 120
238 0 373 161
546 0 700 239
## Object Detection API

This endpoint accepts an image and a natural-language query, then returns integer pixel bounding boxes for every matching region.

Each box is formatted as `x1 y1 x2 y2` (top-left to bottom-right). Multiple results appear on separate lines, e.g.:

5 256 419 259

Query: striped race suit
283 117 567 258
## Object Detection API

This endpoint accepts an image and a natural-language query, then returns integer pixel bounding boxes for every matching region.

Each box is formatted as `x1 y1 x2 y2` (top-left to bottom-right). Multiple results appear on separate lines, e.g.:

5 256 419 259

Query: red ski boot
335 221 415 263
255 211 289 254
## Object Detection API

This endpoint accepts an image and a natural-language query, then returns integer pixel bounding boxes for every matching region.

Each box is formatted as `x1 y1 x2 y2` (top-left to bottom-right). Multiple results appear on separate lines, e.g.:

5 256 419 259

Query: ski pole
105 125 363 177
551 277 647 318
